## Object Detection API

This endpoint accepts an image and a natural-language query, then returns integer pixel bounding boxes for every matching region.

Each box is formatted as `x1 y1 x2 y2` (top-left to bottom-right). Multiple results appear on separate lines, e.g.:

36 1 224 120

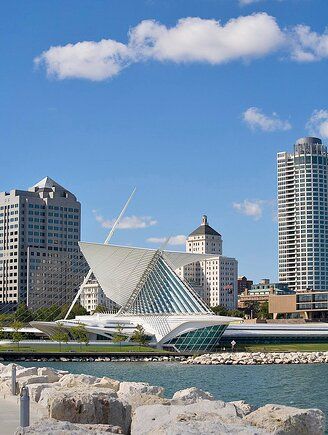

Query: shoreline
1 350 328 364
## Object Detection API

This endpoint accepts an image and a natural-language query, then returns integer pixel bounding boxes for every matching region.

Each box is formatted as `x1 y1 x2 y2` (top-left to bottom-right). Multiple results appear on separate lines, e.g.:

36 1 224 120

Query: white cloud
233 200 265 220
289 25 328 62
35 13 285 81
306 110 328 138
147 235 187 246
130 14 284 64
35 40 131 81
243 107 292 132
93 211 157 229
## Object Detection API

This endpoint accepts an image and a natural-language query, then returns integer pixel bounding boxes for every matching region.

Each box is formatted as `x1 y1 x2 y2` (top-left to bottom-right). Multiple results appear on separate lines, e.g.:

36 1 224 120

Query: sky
1 0 328 283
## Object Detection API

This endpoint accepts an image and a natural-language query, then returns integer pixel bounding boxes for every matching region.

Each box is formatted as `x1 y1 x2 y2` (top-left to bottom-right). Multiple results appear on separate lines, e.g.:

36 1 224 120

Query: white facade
278 137 328 291
80 275 118 313
179 215 238 310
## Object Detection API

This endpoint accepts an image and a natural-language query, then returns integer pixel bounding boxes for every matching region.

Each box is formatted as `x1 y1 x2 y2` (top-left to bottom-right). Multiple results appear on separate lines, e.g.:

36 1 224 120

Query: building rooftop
30 176 67 191
189 215 221 237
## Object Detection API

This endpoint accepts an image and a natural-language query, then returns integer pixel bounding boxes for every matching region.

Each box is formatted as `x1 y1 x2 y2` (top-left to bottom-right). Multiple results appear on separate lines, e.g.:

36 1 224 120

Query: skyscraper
180 215 238 309
278 137 328 291
0 177 87 311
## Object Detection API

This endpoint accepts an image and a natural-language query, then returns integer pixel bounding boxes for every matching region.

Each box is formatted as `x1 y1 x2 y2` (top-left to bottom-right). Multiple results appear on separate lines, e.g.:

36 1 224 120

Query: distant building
80 274 118 314
0 177 87 311
237 276 253 295
179 215 238 310
238 279 293 309
278 137 328 292
269 290 328 320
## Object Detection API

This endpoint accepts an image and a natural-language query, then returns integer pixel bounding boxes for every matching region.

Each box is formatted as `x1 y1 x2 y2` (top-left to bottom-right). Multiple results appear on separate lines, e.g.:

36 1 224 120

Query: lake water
19 360 328 428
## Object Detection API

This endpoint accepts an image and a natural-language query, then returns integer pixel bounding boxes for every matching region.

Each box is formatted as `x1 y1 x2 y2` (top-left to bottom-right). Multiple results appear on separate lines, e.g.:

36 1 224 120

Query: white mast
64 188 136 320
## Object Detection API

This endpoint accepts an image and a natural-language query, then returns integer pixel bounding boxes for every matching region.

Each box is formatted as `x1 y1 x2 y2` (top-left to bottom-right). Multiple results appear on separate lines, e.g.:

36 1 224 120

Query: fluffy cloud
243 107 291 132
35 13 284 81
289 25 328 62
93 211 157 229
306 110 328 138
35 40 131 81
233 200 265 220
147 235 187 246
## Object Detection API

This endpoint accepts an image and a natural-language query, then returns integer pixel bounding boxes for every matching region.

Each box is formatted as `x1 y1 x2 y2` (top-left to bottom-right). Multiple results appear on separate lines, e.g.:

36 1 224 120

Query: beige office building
179 215 238 310
0 177 87 311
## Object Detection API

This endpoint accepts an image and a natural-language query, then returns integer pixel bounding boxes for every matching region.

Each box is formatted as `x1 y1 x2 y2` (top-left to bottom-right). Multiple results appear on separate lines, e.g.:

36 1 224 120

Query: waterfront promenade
0 395 46 434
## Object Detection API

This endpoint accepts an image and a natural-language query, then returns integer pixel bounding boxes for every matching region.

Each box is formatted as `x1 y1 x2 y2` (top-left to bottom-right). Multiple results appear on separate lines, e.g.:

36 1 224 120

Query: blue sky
1 0 328 282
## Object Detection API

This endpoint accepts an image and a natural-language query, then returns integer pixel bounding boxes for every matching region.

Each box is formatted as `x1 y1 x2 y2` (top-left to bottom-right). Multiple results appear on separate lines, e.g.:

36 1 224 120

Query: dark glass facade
163 325 227 352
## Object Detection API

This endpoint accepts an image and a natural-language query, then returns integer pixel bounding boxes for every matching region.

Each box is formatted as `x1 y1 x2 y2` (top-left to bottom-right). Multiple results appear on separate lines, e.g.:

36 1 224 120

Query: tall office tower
0 177 87 311
278 137 328 291
179 215 238 309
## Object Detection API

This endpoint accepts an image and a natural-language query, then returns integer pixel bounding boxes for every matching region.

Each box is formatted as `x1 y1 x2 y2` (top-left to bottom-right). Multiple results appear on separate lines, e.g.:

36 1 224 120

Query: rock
16 367 38 378
39 387 61 408
93 377 120 392
47 388 131 434
14 418 124 434
26 383 58 402
171 387 214 405
17 375 50 389
244 404 326 435
37 367 62 382
229 400 254 417
131 402 266 434
59 374 101 388
118 382 164 397
120 393 170 412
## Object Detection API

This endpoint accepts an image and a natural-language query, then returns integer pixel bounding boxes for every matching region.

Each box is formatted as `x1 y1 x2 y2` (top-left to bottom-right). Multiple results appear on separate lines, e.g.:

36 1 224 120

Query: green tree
0 323 5 341
50 323 69 352
11 321 24 350
227 309 244 318
131 324 148 350
258 301 272 320
211 305 228 316
243 301 260 319
112 324 126 349
14 303 34 324
59 304 88 320
71 323 89 351
93 304 108 314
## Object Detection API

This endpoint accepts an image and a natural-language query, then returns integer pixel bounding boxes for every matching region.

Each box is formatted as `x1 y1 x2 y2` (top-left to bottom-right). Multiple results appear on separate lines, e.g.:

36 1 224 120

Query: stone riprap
182 351 328 365
0 362 325 434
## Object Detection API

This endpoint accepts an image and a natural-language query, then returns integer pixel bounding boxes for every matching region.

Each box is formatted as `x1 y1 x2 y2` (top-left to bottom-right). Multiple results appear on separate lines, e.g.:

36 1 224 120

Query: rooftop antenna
64 187 136 320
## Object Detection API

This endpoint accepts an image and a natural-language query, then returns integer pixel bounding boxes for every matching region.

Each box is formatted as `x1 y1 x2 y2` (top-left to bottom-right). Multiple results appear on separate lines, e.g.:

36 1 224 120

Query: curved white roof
79 242 215 309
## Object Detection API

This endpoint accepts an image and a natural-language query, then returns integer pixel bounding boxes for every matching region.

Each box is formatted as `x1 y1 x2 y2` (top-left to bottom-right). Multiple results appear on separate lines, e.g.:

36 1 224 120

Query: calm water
19 360 328 424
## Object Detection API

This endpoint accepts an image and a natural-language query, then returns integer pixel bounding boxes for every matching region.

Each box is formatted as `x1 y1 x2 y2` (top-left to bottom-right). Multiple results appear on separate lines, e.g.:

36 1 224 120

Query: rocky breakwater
0 362 325 434
182 351 328 365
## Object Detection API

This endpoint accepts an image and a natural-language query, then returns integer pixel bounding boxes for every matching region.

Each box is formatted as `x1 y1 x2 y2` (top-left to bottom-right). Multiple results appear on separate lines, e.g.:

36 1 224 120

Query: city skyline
2 1 328 283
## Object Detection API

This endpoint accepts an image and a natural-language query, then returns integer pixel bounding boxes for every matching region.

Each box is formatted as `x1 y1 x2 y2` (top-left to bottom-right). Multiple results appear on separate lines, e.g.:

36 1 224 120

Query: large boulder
47 388 131 434
93 378 120 392
26 383 59 403
131 402 266 434
121 393 170 412
171 387 214 405
37 367 63 383
244 404 326 435
59 374 102 388
14 418 124 434
16 367 38 378
229 400 254 417
17 375 50 389
118 382 164 398
0 363 24 379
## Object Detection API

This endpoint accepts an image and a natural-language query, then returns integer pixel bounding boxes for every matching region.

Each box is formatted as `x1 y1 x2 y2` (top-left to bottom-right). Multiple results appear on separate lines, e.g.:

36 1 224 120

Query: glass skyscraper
278 137 328 291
